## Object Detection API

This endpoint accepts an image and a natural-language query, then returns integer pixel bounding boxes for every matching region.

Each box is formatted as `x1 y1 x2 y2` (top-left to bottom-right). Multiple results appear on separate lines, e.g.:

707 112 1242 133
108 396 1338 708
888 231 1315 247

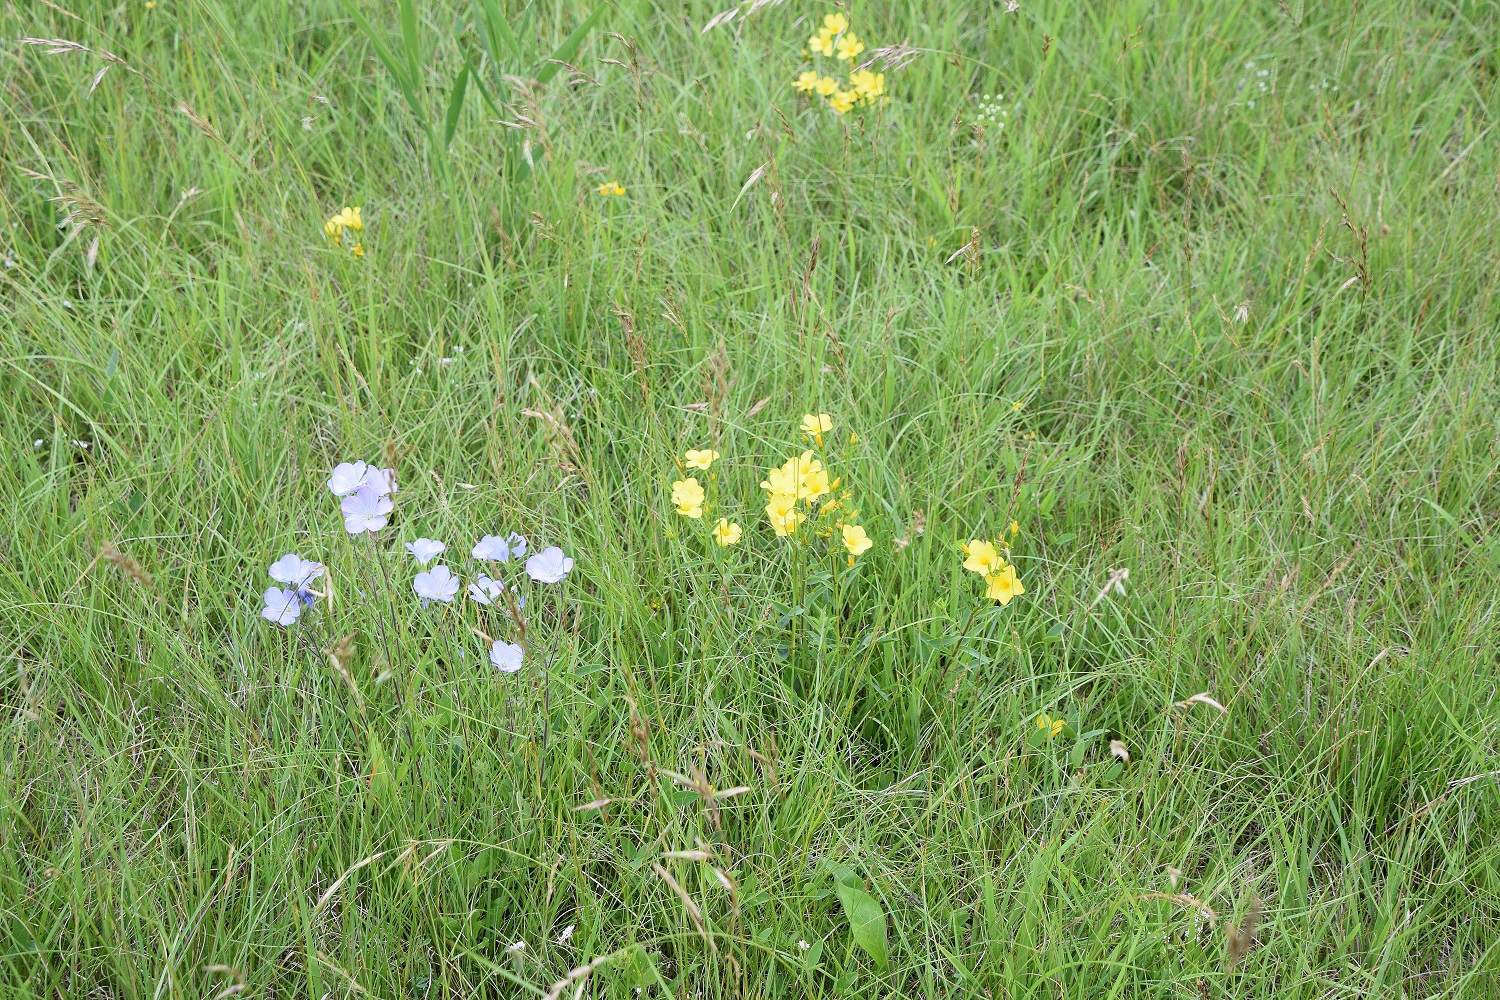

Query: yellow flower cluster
671 448 742 546
597 180 626 197
794 13 886 115
323 205 364 256
1036 713 1065 738
961 536 1026 605
756 413 873 562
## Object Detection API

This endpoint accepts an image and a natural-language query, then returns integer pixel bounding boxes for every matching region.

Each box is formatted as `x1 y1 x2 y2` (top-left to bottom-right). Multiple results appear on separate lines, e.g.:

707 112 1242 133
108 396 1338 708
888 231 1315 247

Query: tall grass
2 0 1498 996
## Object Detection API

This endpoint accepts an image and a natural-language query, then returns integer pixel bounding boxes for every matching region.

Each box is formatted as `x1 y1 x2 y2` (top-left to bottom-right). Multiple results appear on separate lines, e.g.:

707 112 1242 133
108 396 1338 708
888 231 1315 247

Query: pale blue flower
525 546 573 584
261 586 303 626
472 534 511 561
413 564 459 603
269 553 323 589
467 574 505 605
341 485 393 534
507 532 527 558
405 538 445 564
327 461 368 497
490 640 524 673
360 466 398 496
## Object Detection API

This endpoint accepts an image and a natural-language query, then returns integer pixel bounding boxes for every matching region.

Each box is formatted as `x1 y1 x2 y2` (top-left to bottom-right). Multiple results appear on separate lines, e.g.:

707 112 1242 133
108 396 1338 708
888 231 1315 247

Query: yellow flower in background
350 243 365 258
801 412 833 444
671 477 705 518
814 75 840 97
795 70 821 92
822 12 849 34
961 539 1004 576
828 89 858 114
985 564 1025 605
341 206 364 231
842 524 873 557
766 493 805 536
808 30 834 56
1036 713 1065 738
712 519 742 547
835 32 865 61
849 69 885 103
684 448 720 470
597 180 626 197
1009 520 1020 536
1012 399 1025 412
324 216 342 239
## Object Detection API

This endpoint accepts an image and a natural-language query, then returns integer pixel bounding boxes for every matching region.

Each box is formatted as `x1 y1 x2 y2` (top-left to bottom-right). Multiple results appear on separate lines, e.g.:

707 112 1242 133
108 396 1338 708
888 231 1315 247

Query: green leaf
337 0 421 114
397 0 421 85
443 63 469 150
477 0 524 63
833 881 888 970
536 5 607 86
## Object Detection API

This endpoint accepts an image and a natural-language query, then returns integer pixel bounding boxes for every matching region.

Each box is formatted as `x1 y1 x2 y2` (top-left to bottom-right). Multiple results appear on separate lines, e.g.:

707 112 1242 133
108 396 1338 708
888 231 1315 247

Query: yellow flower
814 75 840 97
1036 713 1064 738
1011 399 1025 412
145 1 156 7
822 12 849 34
808 31 834 57
961 539 1004 576
800 412 833 443
842 524 873 557
324 216 342 239
795 70 821 93
597 181 626 197
985 564 1025 605
828 89 858 114
684 448 719 470
342 206 364 232
760 462 800 497
350 243 365 258
671 477 705 518
835 32 865 61
766 493 805 536
1009 520 1020 536
712 519 742 547
849 69 885 103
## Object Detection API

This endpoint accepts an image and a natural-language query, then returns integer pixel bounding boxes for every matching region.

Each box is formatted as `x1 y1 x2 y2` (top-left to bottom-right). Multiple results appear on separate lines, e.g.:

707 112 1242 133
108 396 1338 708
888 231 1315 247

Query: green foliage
2 0 1499 997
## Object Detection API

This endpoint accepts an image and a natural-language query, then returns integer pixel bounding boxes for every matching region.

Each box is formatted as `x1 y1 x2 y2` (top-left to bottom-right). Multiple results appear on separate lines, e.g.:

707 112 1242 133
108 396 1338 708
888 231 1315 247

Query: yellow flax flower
341 206 363 232
842 524 873 557
828 89 858 114
985 564 1025 605
766 493 805 536
795 70 821 93
597 180 626 197
808 30 835 57
822 12 849 34
350 243 365 258
801 412 833 444
323 216 342 239
835 33 865 61
1009 520 1020 536
712 519 742 547
760 462 800 497
961 539 1004 576
814 75 840 97
684 448 719 470
1036 713 1064 738
671 477 705 518
849 69 885 103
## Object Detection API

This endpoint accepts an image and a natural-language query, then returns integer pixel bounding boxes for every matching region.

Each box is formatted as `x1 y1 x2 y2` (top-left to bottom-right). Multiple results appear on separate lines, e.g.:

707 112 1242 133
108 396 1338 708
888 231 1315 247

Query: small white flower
360 466 398 496
341 486 393 534
557 924 575 945
506 940 526 954
525 546 573 584
268 553 323 588
1110 739 1130 762
490 640 525 673
261 586 303 626
413 565 459 603
33 439 43 448
327 461 368 496
472 534 512 561
404 538 446 564
467 574 505 605
797 939 810 952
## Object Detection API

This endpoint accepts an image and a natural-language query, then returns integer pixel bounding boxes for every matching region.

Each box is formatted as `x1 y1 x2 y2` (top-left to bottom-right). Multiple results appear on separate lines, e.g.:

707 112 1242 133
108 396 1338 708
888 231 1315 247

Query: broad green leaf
536 5 607 85
834 881 888 970
443 63 469 149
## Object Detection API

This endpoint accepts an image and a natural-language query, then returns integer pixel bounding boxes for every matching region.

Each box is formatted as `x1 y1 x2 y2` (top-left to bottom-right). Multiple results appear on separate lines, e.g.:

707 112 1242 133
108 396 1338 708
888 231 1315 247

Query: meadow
3 0 1499 995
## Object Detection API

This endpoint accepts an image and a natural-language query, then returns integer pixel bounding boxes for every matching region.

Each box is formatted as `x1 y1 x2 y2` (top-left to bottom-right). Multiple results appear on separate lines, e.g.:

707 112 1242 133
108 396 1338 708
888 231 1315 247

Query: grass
3 0 1500 995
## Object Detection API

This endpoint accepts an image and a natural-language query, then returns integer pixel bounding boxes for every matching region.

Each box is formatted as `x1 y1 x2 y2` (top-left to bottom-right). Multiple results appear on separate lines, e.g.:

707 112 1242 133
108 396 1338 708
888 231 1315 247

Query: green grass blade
535 4 606 86
477 0 524 65
442 63 469 151
397 0 422 88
